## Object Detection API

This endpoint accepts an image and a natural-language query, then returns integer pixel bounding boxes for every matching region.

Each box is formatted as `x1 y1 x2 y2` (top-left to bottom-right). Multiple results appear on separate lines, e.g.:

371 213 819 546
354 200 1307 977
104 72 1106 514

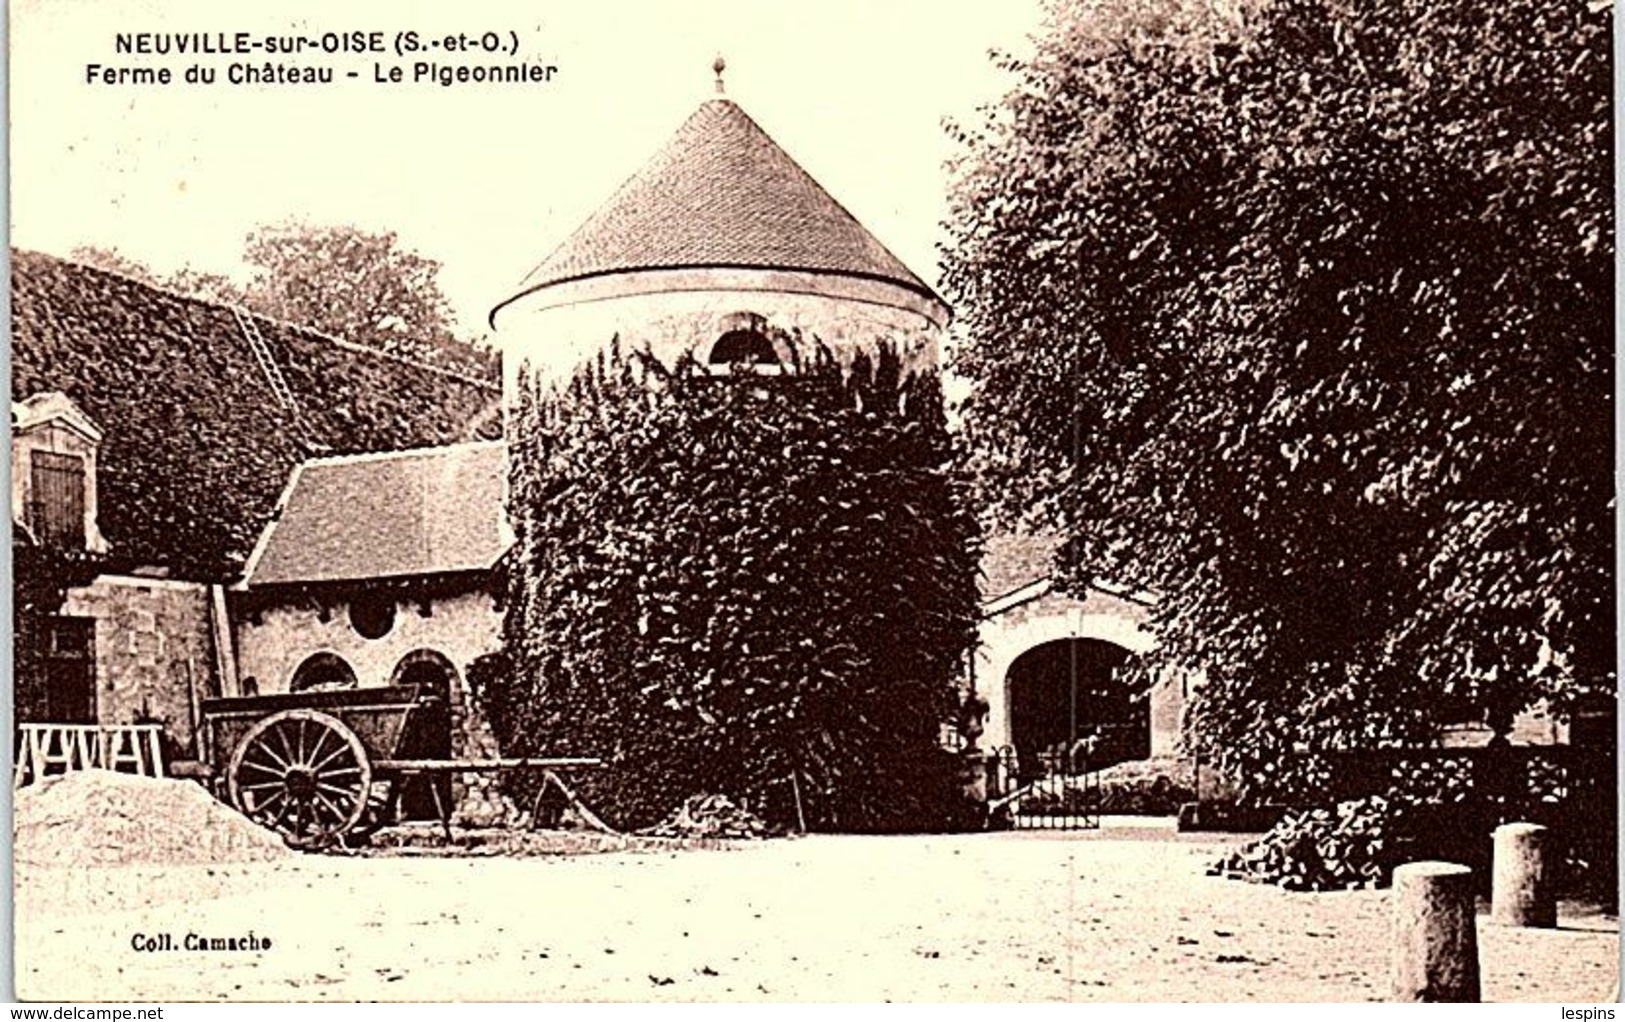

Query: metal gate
988 745 1100 830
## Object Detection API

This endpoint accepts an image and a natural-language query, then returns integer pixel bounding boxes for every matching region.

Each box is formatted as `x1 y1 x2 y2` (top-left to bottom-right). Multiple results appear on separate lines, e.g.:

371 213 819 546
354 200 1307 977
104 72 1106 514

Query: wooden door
41 616 96 723
30 451 85 547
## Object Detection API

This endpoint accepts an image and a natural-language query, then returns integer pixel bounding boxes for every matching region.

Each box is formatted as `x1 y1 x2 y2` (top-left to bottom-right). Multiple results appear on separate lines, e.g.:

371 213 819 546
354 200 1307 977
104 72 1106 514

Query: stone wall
230 584 511 824
61 574 217 758
976 579 1569 767
974 583 1564 766
975 583 1178 757
232 587 500 693
499 279 940 397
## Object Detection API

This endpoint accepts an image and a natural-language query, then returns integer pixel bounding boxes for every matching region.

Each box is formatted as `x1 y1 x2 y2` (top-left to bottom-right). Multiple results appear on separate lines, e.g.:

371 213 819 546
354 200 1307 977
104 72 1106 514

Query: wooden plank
208 585 239 698
13 731 30 788
35 728 61 773
117 728 142 774
27 730 45 782
74 728 93 771
185 656 206 767
145 727 165 778
540 769 616 835
374 757 602 772
13 724 177 784
200 685 425 716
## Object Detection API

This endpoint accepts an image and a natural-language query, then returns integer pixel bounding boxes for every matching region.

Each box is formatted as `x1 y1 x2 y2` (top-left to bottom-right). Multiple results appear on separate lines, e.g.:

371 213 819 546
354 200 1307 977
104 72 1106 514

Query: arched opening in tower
1006 638 1145 777
708 328 779 367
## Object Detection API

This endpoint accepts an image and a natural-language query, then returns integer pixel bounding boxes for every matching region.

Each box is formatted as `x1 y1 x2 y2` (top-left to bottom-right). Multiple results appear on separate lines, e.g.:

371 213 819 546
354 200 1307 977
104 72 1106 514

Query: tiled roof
10 249 502 580
244 441 506 587
515 99 939 302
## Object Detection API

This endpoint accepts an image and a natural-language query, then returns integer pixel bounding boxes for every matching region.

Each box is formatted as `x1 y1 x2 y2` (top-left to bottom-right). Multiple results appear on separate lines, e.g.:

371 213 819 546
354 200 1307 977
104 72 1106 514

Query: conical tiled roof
510 99 942 308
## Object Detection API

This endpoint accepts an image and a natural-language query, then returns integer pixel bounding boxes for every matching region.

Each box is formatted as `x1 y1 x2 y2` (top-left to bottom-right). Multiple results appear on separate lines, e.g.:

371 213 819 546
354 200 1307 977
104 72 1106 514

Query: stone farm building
9 89 1572 824
10 248 510 820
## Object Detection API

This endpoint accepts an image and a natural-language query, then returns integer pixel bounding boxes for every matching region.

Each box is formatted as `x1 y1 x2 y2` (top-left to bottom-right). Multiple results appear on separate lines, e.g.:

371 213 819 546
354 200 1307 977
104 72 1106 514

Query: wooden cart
195 684 600 849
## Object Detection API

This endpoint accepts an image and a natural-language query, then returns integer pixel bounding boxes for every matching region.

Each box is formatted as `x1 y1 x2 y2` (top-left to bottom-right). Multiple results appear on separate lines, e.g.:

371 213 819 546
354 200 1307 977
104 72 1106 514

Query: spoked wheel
227 709 372 850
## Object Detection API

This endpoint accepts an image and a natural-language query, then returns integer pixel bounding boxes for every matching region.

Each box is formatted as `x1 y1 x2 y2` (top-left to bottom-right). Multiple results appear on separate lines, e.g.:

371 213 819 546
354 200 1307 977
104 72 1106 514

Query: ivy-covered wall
488 343 982 832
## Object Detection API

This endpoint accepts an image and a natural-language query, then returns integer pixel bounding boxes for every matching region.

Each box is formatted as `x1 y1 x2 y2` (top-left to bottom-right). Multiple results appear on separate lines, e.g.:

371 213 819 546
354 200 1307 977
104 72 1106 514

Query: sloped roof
243 441 506 587
512 99 940 304
10 249 502 580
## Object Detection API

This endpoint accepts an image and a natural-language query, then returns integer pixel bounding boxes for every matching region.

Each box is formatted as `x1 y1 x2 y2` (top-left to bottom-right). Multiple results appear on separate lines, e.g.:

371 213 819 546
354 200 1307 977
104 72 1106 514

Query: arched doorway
289 652 358 693
389 650 456 821
1006 638 1145 776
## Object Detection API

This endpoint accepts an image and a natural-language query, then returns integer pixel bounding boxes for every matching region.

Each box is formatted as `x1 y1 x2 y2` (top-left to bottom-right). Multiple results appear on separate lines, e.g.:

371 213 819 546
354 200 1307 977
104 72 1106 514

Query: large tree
490 343 983 832
239 222 489 374
943 0 1612 800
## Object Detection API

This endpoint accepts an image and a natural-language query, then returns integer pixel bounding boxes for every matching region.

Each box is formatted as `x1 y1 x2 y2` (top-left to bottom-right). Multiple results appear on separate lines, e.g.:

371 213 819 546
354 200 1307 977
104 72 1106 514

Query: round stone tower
489 75 949 396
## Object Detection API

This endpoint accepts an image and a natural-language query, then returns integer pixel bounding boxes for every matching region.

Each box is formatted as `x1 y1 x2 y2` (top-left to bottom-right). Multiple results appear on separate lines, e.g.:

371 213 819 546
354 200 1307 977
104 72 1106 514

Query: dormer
11 392 109 553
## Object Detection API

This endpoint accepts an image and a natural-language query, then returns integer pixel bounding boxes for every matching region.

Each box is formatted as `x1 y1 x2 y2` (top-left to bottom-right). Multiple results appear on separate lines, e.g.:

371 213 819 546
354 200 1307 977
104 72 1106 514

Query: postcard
9 0 1616 1004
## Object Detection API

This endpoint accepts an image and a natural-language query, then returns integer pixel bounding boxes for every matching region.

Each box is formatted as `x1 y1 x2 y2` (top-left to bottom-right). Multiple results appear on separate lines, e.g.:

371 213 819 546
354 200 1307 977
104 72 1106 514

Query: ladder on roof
231 305 299 412
231 306 326 452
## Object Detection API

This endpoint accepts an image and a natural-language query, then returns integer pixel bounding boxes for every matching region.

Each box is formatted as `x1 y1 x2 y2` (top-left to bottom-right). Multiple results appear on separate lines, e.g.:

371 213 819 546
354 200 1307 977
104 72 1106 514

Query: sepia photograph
7 0 1618 1004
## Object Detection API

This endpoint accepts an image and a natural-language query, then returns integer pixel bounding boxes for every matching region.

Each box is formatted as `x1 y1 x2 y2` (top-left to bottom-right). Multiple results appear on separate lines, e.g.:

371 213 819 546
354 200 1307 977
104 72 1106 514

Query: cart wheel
227 709 372 850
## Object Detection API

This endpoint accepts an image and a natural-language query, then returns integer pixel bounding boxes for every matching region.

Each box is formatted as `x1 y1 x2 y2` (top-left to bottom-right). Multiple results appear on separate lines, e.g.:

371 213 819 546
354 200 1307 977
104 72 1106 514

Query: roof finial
713 54 726 95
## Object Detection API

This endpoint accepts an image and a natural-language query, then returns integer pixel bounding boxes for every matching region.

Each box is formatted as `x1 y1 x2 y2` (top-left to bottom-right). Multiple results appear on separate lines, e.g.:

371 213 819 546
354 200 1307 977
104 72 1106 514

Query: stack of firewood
1207 794 1391 891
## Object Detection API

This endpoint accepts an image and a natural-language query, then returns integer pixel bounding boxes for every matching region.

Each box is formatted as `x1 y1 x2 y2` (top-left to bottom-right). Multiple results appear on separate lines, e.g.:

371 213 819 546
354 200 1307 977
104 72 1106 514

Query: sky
10 0 1043 341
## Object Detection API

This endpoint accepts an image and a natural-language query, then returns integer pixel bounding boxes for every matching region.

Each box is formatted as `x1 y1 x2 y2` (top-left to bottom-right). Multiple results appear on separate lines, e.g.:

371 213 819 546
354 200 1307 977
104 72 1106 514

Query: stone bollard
1390 861 1481 1002
1492 822 1556 928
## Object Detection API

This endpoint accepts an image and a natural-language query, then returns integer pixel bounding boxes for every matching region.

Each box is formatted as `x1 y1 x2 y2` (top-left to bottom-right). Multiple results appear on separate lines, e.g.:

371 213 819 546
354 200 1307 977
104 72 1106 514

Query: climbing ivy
487 341 982 832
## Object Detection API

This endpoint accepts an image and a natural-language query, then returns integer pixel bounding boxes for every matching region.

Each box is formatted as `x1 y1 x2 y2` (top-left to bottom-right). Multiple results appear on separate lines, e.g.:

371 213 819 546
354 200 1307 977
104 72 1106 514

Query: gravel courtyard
16 827 1618 1002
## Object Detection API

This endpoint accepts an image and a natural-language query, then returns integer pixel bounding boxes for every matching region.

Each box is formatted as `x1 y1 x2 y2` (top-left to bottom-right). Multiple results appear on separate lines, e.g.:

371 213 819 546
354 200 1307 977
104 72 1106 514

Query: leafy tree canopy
69 245 163 286
944 0 1612 800
239 221 491 376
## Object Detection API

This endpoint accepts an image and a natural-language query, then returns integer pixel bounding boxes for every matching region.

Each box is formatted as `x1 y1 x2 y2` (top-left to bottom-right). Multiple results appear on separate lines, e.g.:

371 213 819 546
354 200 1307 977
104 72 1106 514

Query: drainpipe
209 584 239 698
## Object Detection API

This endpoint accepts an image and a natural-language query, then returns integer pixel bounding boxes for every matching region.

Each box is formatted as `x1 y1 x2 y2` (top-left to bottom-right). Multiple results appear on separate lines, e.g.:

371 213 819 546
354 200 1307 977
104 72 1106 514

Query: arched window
708 329 780 370
289 652 359 693
388 648 458 693
349 594 396 640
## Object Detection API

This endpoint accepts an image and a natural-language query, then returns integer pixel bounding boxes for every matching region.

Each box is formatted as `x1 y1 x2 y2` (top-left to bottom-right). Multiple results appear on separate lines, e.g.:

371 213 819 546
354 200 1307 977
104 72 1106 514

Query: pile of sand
15 769 292 867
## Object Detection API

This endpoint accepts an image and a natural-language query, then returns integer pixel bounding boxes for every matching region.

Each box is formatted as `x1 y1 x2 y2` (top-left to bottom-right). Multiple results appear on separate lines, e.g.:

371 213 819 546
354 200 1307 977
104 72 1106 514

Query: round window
349 595 396 640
